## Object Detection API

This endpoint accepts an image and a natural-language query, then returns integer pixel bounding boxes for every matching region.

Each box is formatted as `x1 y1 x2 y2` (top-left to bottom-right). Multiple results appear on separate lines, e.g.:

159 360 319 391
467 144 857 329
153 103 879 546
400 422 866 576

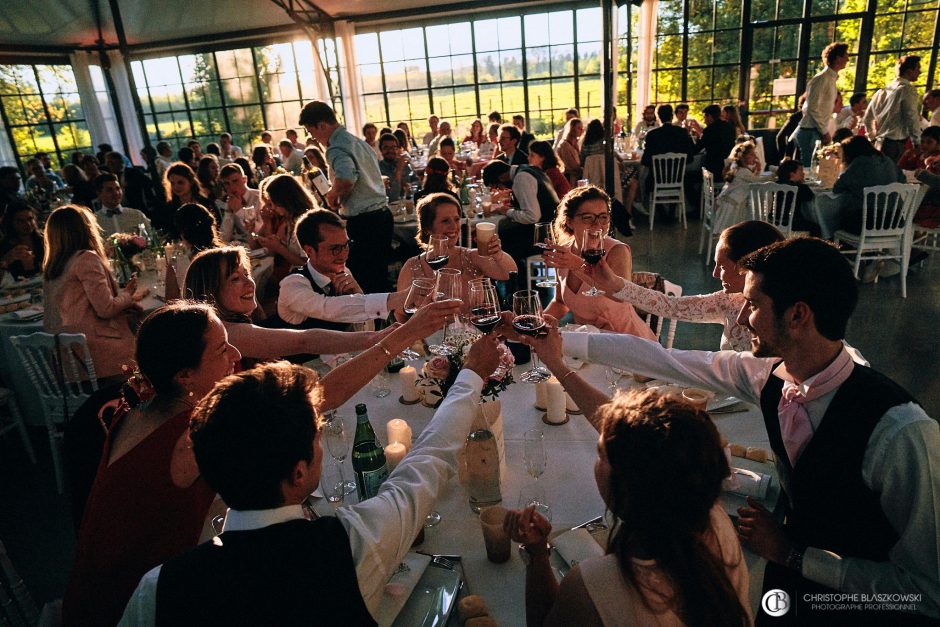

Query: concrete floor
1 216 937 607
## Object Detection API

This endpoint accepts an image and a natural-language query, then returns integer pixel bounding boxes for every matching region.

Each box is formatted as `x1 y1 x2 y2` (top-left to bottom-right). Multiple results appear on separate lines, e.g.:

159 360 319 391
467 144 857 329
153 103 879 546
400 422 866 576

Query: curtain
334 20 364 133
105 50 146 165
635 0 658 123
69 51 123 154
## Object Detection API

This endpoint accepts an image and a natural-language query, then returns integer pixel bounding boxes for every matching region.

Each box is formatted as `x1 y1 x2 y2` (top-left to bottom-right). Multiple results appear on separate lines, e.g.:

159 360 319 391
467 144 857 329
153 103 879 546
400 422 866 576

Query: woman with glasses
543 186 655 338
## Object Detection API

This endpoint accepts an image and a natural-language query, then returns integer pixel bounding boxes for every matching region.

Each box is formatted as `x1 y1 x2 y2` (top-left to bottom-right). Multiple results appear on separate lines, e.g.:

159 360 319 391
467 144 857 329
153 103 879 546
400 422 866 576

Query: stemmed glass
523 429 551 521
604 366 624 394
468 282 501 335
399 278 435 359
426 234 450 272
323 412 357 498
533 223 557 288
512 289 550 383
429 268 462 356
580 229 606 296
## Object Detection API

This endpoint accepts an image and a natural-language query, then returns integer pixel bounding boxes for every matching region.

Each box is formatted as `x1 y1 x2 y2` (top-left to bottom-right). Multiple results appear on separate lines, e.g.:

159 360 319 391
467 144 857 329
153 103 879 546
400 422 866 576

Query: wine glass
533 223 557 288
604 366 624 394
426 234 450 273
399 278 435 359
580 229 606 296
429 268 462 356
512 289 550 383
322 412 357 497
523 429 551 521
468 282 501 335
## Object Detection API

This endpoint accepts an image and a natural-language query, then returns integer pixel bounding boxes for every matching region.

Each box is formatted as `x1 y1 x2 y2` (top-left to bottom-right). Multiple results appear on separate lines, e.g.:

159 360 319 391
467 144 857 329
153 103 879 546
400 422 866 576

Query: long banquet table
311 350 778 624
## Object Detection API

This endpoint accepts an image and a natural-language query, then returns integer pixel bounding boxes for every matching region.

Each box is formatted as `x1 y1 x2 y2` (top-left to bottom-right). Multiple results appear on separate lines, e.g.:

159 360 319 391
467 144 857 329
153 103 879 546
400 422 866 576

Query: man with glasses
495 124 528 166
277 210 407 331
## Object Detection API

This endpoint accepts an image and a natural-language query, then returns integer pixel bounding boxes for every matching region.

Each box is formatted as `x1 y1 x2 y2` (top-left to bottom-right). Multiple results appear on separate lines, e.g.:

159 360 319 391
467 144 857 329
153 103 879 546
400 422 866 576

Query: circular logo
762 589 791 617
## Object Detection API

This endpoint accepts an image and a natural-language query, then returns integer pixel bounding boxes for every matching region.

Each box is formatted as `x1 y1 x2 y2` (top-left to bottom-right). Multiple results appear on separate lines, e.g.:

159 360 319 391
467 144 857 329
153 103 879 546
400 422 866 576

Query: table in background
312 357 776 624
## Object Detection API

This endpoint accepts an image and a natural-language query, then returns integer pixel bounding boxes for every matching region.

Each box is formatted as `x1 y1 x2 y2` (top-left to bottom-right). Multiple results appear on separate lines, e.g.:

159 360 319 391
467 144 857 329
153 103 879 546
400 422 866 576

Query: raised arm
75 252 141 319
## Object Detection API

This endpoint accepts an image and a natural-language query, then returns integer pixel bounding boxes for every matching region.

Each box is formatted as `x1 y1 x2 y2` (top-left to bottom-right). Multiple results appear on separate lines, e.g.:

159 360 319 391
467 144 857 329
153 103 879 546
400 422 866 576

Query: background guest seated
0 202 44 282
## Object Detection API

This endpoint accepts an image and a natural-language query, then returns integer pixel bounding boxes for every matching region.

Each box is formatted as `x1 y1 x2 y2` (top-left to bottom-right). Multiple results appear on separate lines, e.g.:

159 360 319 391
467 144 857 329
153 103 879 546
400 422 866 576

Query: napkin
375 552 431 627
8 305 43 320
552 528 604 569
723 467 770 499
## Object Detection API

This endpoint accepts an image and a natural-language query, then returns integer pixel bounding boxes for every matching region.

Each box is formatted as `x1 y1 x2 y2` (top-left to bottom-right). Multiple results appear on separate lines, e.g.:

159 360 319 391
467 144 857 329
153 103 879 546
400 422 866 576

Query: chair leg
47 425 65 494
679 191 687 229
705 232 714 267
901 247 910 298
7 397 35 464
698 219 707 255
649 194 656 231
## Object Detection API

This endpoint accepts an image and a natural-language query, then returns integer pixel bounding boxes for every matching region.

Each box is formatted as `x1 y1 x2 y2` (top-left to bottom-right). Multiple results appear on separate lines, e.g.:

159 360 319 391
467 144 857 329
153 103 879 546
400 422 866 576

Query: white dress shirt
928 108 940 128
119 369 485 626
834 106 859 130
507 165 541 225
217 187 261 242
863 77 922 144
562 332 940 618
277 261 390 325
800 67 839 133
94 205 152 237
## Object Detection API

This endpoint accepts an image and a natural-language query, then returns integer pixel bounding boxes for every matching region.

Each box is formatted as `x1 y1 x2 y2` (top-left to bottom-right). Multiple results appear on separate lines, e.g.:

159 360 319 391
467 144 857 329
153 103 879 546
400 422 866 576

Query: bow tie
106 207 122 217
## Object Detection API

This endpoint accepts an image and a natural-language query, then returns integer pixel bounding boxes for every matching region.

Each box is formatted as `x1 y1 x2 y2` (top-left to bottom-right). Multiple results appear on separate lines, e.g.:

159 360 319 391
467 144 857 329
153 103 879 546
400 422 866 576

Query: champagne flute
399 278 435 359
468 282 501 335
533 222 557 288
580 229 606 296
523 429 551 521
426 234 450 272
512 289 550 383
428 268 462 356
323 411 357 497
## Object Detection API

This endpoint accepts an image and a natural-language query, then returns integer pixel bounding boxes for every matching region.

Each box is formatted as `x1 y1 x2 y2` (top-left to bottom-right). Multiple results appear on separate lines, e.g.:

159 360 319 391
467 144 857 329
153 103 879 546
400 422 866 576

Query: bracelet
376 343 393 359
559 369 578 385
523 541 551 558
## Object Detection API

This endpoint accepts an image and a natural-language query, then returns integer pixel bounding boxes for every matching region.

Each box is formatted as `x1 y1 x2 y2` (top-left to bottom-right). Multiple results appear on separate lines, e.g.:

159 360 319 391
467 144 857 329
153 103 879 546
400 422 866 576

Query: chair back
860 183 918 238
8 332 99 426
0 539 39 626
631 272 682 348
701 168 715 220
651 153 687 188
748 182 799 236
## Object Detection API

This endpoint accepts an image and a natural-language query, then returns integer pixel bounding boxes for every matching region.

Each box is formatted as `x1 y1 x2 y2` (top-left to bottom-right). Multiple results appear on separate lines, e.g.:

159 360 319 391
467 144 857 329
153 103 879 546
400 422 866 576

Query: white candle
385 442 407 470
565 393 580 414
386 418 412 450
534 381 547 410
398 367 420 403
546 377 567 424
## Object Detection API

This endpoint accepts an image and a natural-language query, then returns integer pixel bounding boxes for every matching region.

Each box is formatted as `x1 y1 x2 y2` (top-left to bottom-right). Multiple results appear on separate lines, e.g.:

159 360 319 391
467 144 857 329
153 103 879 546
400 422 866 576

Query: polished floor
1 216 937 607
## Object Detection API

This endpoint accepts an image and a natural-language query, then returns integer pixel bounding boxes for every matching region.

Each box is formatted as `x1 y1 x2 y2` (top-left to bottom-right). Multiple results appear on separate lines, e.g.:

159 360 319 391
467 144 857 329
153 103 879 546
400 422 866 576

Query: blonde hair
42 205 109 281
724 142 756 182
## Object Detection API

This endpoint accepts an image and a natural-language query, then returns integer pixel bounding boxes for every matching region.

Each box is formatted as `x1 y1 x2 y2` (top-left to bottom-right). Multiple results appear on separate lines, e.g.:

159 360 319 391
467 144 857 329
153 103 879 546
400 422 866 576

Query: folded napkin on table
553 527 605 569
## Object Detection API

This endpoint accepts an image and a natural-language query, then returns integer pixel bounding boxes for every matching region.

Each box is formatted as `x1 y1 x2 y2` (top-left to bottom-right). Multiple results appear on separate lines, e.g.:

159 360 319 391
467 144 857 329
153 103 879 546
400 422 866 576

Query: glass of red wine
533 222 557 288
429 268 462 355
400 278 435 359
426 234 450 273
469 282 501 335
512 289 551 383
580 228 606 297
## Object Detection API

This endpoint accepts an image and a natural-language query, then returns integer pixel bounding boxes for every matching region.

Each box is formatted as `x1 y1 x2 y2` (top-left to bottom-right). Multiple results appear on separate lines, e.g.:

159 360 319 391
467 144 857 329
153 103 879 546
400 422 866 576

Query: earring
187 390 194 398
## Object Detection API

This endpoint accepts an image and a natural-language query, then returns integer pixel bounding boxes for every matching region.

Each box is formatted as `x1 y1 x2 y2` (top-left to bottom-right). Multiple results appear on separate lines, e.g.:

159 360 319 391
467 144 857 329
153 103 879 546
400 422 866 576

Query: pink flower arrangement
418 334 515 404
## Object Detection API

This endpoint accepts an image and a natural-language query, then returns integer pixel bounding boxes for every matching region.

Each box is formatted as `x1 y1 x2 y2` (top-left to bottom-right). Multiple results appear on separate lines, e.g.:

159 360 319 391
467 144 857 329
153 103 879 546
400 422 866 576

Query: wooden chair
631 272 682 348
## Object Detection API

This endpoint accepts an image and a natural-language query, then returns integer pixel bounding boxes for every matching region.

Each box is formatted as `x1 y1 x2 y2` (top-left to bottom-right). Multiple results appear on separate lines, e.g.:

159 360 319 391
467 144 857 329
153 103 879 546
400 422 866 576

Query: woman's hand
483 234 503 257
542 243 583 272
256 234 283 254
464 333 501 380
123 274 139 296
584 256 626 296
401 299 463 340
504 505 552 547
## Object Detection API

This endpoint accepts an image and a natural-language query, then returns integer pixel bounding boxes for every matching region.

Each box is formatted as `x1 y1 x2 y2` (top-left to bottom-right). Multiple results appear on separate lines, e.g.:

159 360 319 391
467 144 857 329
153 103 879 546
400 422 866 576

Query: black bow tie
106 207 122 217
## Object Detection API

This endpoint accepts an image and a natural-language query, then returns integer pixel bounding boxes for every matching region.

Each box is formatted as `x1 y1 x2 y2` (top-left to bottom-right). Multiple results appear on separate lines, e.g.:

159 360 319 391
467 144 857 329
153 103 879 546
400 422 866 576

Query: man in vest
482 159 559 276
526 237 939 624
276 209 407 330
119 338 502 625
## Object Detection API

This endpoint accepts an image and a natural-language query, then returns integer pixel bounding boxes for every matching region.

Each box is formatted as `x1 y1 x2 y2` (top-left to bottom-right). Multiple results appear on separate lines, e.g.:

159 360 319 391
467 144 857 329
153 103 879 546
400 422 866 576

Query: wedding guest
438 137 468 178
716 142 770 224
396 193 515 317
362 122 381 159
496 123 528 166
177 146 197 170
42 205 147 379
428 120 454 158
675 103 703 140
463 119 486 145
833 136 904 233
479 123 500 160
219 132 242 160
697 104 738 179
217 162 262 242
154 142 174 177
835 93 867 131
579 119 606 165
554 108 580 149
528 140 570 198
422 115 440 146
513 114 535 152
777 94 806 161
278 139 305 175
542 186 655 338
557 118 584 186
633 105 660 137
92 173 152 237
775 158 818 235
304 145 329 179
0 203 44 282
396 121 418 150
898 125 940 171
392 128 409 152
61 164 96 208
793 42 849 166
250 145 276 182
413 157 459 205
722 104 747 136
80 154 102 182
528 237 940 624
196 155 223 205
378 133 417 202
63 303 238 627
864 54 922 162
158 162 212 237
505 390 750 627
166 203 223 300
253 173 308 281
120 335 502 625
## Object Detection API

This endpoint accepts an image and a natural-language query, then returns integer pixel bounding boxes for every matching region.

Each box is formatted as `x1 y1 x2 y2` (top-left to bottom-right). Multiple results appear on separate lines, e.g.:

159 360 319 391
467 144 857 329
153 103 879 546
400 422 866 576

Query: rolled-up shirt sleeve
277 274 389 325
508 171 540 224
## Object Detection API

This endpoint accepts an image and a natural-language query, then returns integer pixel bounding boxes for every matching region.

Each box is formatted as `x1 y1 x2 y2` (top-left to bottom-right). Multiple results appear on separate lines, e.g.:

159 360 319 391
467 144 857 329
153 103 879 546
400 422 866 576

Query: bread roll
465 617 497 627
729 443 747 458
745 446 770 463
458 595 489 622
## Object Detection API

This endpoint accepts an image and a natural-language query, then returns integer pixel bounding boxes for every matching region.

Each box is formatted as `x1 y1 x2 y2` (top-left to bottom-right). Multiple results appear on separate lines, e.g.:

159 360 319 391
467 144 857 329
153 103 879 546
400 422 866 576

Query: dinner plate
391 561 461 627
643 380 741 412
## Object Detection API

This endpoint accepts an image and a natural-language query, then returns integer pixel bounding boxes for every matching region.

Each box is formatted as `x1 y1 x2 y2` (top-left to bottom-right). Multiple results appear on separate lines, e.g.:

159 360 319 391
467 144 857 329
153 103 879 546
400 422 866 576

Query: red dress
545 166 571 198
62 406 215 626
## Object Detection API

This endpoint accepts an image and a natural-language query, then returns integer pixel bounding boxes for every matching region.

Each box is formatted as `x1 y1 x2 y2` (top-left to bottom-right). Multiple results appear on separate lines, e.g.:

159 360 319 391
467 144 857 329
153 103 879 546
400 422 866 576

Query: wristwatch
785 544 805 574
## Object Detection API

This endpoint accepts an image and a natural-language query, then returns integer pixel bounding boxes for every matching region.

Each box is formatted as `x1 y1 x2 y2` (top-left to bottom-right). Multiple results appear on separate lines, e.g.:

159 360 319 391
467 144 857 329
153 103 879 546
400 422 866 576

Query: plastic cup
476 222 496 255
682 388 711 412
479 506 511 563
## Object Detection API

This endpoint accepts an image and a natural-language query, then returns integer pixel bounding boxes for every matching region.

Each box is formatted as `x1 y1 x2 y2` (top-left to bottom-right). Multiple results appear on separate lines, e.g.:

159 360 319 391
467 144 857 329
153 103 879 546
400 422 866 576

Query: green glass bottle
351 403 388 501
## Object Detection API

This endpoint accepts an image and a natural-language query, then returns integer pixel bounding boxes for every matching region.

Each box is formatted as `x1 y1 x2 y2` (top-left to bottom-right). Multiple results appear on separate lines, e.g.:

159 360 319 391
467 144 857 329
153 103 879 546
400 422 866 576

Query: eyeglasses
574 213 610 225
323 239 353 255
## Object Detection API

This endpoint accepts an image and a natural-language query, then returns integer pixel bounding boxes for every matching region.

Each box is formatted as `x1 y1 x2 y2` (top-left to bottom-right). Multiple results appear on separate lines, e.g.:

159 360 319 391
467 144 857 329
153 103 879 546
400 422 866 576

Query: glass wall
0 64 91 169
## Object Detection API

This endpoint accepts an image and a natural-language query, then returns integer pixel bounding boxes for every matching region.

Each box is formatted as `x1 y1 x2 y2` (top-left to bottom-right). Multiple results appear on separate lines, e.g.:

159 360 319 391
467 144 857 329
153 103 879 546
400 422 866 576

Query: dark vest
155 517 375 626
273 264 350 332
513 165 559 224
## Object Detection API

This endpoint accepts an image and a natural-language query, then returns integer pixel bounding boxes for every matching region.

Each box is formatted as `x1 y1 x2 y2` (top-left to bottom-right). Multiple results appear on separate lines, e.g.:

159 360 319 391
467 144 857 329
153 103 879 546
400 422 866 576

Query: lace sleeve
613 281 742 325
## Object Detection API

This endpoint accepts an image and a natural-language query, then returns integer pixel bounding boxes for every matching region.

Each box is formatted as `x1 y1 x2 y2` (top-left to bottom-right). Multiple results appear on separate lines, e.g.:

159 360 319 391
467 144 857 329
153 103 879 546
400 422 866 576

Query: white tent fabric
68 51 120 153
334 20 364 134
0 117 17 168
105 50 146 165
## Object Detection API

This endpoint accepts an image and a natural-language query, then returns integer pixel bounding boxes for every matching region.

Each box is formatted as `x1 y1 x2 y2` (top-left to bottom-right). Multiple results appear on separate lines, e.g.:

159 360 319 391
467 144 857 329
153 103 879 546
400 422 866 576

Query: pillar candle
385 442 407 470
386 418 412 450
534 381 547 410
399 366 420 403
546 377 567 424
565 393 580 414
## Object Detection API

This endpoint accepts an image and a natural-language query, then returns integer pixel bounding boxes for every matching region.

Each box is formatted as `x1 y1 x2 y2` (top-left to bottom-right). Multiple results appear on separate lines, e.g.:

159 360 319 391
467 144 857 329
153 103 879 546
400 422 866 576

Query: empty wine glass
323 412 356 497
468 282 501 335
604 366 624 394
429 268 462 356
512 289 550 383
523 429 551 521
425 234 450 273
400 278 435 359
580 229 606 296
533 222 557 288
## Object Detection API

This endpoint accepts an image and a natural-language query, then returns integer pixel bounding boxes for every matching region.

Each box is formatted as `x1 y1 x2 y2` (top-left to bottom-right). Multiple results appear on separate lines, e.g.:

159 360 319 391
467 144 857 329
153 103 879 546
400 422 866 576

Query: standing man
794 42 849 167
512 114 535 153
495 124 528 166
378 133 416 202
219 132 242 161
300 101 393 294
864 55 923 162
92 173 152 237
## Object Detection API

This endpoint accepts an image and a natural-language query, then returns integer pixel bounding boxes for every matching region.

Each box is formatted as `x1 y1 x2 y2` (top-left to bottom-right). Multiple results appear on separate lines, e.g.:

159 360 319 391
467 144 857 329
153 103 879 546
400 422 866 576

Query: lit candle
155 256 167 283
385 441 407 470
399 366 420 403
387 418 412 450
534 381 547 410
565 393 580 414
546 377 567 424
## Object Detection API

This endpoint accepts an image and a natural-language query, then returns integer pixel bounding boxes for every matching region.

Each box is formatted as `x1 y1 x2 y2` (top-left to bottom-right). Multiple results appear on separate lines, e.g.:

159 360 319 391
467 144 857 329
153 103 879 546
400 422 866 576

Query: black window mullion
32 66 63 165
521 17 530 120
681 0 690 101
249 47 269 131
573 9 581 113
470 23 481 118
424 29 435 117
173 57 197 139
377 36 391 126
211 52 232 136
0 95 24 174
